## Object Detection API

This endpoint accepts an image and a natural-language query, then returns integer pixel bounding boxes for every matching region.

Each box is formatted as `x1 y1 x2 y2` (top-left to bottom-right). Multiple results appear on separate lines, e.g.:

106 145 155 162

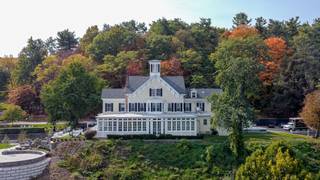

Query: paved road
260 126 316 137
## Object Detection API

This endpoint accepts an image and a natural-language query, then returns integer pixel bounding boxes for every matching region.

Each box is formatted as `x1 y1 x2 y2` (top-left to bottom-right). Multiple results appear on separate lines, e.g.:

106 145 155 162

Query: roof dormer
149 60 161 77
190 89 197 98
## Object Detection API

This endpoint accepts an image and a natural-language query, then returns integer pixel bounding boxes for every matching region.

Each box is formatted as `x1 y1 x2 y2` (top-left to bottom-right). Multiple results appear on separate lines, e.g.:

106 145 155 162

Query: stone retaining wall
0 150 51 180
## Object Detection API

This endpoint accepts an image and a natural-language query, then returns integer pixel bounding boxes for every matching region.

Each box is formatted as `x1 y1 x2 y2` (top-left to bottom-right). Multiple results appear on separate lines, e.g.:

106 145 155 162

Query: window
98 121 102 131
113 121 117 131
108 121 112 131
191 91 197 98
150 103 162 112
133 121 137 131
186 121 190 130
177 121 181 131
184 103 192 112
172 121 176 131
123 121 127 131
104 121 108 131
105 103 113 112
128 121 132 131
182 121 185 130
168 121 171 131
118 121 122 131
203 119 208 125
168 103 183 112
156 89 162 96
138 121 141 131
149 88 162 97
196 102 205 112
119 103 125 112
191 121 195 130
143 121 147 131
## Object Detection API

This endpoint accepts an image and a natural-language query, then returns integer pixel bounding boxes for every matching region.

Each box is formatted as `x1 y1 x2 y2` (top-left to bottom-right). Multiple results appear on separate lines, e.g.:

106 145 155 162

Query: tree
119 20 147 33
259 37 287 85
146 34 173 60
210 35 265 165
45 37 57 55
300 90 320 138
56 29 78 51
149 18 188 36
33 55 62 86
127 59 144 76
79 26 99 54
227 25 259 39
232 12 251 27
7 85 40 114
269 20 320 117
267 19 286 38
0 104 26 125
236 142 317 179
0 57 17 90
41 62 104 128
13 37 47 84
161 57 183 76
88 26 140 63
96 51 139 87
255 17 268 38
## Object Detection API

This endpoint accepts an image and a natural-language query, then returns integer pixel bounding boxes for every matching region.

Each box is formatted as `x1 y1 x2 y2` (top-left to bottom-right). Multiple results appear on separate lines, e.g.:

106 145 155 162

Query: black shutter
149 89 151 96
160 89 162 96
111 103 113 112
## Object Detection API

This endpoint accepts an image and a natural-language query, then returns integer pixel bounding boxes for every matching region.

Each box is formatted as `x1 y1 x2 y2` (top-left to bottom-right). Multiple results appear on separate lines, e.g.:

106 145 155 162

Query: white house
96 60 221 137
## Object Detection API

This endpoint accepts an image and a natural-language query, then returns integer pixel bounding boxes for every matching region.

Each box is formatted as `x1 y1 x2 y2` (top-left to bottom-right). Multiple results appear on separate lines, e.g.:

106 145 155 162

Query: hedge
0 127 45 134
107 134 204 140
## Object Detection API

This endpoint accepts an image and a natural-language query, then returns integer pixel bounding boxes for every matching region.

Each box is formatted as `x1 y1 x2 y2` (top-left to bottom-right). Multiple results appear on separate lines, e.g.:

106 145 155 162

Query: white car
283 122 295 131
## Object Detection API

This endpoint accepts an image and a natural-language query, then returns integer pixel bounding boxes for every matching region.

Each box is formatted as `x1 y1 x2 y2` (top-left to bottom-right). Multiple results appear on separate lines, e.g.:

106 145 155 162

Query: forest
0 12 320 126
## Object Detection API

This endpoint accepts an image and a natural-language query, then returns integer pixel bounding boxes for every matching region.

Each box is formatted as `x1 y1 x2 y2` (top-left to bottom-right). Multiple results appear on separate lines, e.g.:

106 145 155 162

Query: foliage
41 62 104 128
88 26 140 63
260 37 287 85
160 57 183 76
146 34 173 60
0 57 17 90
13 37 47 85
210 35 265 162
7 85 39 114
227 25 259 39
236 141 318 179
84 129 97 139
300 90 320 137
56 29 78 51
96 51 138 87
0 103 26 124
232 12 251 27
79 25 99 54
269 20 320 117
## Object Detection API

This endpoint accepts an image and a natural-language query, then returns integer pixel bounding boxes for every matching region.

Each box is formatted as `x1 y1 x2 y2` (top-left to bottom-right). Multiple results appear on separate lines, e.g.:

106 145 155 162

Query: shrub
236 141 318 180
84 129 97 139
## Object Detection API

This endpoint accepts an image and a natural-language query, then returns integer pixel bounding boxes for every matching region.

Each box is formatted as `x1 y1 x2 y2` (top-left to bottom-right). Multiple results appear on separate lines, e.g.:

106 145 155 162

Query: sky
1 0 320 57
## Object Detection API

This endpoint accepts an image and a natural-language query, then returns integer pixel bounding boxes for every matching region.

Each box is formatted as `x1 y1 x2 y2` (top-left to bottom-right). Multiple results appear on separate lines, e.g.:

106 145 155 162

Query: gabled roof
186 88 222 98
101 88 126 98
126 76 149 92
126 75 186 94
161 76 186 94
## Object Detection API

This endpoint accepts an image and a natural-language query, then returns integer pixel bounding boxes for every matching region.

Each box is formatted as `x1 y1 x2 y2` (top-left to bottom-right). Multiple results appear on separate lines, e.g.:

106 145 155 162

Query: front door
152 118 162 135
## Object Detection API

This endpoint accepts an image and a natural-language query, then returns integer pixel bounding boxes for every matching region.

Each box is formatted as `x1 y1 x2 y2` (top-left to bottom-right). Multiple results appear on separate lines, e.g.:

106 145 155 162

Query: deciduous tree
0 103 26 125
41 63 104 128
300 90 320 138
7 85 39 114
161 57 183 76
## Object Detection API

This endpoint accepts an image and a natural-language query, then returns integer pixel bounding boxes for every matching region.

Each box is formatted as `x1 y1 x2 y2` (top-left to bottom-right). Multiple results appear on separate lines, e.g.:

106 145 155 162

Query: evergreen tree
232 12 252 27
56 29 78 51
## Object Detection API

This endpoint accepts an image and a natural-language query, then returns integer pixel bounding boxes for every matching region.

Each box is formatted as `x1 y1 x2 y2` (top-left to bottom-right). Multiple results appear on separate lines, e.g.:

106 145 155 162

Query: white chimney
149 60 161 77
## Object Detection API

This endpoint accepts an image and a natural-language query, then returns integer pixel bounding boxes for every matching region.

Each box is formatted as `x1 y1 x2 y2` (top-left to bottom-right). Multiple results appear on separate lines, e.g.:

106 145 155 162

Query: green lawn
0 143 12 149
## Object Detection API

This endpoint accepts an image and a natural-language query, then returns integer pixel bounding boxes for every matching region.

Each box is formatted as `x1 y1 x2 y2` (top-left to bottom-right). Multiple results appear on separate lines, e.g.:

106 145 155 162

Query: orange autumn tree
127 59 144 76
161 57 183 76
227 25 259 39
300 90 320 138
260 37 287 85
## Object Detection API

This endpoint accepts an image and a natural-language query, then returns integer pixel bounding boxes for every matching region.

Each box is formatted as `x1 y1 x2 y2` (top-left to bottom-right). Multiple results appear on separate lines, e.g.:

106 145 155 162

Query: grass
0 143 13 149
60 132 320 179
31 123 67 132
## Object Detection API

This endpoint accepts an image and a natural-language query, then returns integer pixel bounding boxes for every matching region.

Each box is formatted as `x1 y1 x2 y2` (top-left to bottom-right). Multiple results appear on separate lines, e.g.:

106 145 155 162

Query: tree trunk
315 128 319 138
